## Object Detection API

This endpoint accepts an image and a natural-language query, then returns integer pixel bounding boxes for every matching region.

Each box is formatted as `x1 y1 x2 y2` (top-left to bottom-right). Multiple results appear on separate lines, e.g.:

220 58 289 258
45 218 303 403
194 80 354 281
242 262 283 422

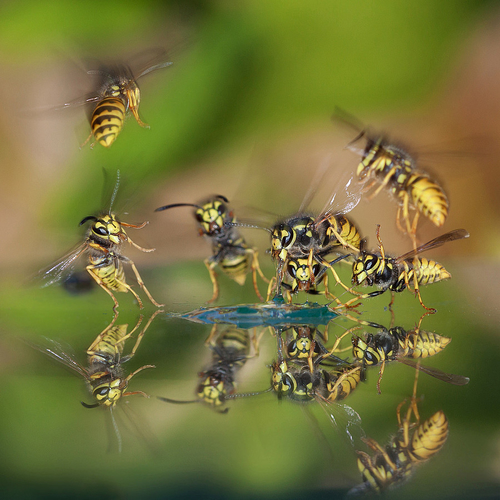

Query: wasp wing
398 357 469 385
396 229 469 263
25 336 89 379
35 242 88 287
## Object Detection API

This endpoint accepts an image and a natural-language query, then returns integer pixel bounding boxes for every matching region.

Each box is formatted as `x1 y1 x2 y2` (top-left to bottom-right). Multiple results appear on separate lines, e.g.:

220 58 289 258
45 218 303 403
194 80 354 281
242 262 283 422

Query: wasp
38 171 163 320
339 111 449 241
57 56 172 148
349 226 469 311
283 252 351 301
285 325 328 363
350 324 469 393
158 326 252 413
28 313 158 451
349 371 449 494
155 195 268 302
269 211 362 300
271 328 361 404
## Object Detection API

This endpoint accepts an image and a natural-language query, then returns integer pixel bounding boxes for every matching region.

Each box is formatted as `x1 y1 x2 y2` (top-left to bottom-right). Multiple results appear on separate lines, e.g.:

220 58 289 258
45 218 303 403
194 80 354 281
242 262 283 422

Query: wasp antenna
109 170 121 214
215 195 230 203
224 388 272 399
226 220 271 233
155 203 202 212
136 61 173 79
79 215 98 226
81 401 100 409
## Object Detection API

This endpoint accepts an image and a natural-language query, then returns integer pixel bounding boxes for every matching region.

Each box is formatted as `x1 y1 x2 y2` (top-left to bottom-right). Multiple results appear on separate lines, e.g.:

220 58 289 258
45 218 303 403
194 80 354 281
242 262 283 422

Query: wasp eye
281 231 293 248
287 263 297 277
95 226 108 236
312 264 320 274
365 352 376 364
364 258 376 271
217 204 226 216
195 212 204 223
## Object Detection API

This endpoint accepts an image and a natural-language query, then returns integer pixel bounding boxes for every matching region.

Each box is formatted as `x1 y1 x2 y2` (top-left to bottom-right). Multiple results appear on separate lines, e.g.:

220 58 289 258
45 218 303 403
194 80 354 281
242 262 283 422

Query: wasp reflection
158 325 257 413
28 311 160 452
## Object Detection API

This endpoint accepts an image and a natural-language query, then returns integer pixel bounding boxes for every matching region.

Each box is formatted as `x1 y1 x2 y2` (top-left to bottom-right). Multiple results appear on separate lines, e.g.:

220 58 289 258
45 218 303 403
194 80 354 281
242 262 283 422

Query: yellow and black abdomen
324 365 361 402
327 214 361 250
404 173 448 227
408 410 449 463
403 330 451 358
216 238 251 285
413 258 451 285
88 324 128 364
91 97 126 148
89 254 128 292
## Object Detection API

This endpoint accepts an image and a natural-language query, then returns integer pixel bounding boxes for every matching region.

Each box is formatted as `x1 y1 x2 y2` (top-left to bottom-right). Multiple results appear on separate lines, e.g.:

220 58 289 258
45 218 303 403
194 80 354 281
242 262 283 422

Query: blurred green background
0 1 499 499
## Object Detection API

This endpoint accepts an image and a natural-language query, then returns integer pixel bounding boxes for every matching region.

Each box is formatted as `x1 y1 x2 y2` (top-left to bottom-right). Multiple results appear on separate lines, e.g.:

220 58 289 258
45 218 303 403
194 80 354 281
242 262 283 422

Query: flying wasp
349 324 469 393
56 55 172 148
38 171 163 320
337 110 449 242
28 312 159 452
155 195 269 302
349 371 449 494
348 226 469 311
158 326 253 413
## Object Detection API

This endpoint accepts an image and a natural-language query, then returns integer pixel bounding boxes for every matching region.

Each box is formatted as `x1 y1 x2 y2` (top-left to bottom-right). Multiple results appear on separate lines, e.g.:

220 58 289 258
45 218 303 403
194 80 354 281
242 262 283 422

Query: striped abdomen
219 253 250 285
399 330 451 359
89 254 128 292
88 324 128 364
408 410 449 463
412 258 451 285
327 214 361 250
324 365 361 402
404 174 448 227
91 97 126 148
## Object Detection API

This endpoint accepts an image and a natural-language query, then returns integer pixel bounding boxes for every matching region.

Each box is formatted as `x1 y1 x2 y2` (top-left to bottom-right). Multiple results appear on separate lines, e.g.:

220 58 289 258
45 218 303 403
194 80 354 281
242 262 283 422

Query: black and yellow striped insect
283 253 349 299
28 313 158 452
349 226 469 311
349 372 449 494
350 325 469 393
57 57 172 148
339 110 449 239
158 326 252 413
38 172 163 318
270 211 362 299
155 195 268 302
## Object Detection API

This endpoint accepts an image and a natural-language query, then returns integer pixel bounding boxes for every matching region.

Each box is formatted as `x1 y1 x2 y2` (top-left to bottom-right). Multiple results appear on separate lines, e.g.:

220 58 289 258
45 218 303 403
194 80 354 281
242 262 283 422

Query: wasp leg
204 324 219 346
80 131 94 149
326 226 361 253
124 364 156 388
127 96 150 129
108 315 145 355
122 310 162 362
403 264 436 314
266 276 277 301
376 359 386 394
321 328 355 359
126 259 164 308
87 315 120 353
248 249 265 302
85 263 140 311
362 437 399 471
204 258 219 303
367 166 399 200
